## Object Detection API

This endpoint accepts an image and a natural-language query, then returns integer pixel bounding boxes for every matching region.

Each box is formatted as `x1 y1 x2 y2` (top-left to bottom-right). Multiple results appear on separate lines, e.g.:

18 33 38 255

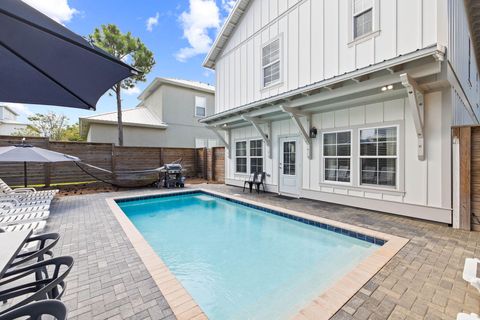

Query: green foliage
63 123 85 142
89 24 155 91
12 113 85 142
88 24 155 146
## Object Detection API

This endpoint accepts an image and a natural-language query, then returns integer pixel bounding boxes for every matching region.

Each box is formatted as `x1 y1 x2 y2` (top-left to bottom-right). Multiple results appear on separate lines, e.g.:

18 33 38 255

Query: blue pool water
118 192 379 319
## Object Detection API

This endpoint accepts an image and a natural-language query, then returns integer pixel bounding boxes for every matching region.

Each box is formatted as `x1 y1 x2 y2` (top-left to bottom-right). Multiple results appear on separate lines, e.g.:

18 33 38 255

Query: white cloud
175 0 221 62
4 103 33 117
124 86 141 96
22 0 78 24
222 0 236 14
146 12 160 32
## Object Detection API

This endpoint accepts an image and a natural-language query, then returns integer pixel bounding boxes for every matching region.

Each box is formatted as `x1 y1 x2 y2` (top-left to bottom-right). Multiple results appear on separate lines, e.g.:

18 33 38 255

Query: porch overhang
200 45 446 129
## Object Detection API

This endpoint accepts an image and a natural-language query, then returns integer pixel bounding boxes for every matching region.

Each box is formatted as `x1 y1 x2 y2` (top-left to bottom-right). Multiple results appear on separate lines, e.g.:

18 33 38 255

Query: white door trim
278 135 302 197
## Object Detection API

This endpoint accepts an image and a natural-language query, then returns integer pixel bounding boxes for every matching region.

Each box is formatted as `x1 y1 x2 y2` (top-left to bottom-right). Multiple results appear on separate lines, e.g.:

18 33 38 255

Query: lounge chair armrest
13 188 37 193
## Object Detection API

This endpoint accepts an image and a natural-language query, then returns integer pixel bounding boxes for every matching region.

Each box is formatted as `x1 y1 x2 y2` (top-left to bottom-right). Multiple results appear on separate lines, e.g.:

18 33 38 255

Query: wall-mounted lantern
309 127 318 139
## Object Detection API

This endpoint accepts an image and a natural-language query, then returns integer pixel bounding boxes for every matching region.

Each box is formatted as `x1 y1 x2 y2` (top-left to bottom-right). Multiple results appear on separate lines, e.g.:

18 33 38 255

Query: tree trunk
115 85 124 146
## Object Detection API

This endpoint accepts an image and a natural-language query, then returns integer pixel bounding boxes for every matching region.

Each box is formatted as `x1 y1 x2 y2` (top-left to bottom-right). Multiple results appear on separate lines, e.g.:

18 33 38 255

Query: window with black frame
359 127 397 187
323 131 351 183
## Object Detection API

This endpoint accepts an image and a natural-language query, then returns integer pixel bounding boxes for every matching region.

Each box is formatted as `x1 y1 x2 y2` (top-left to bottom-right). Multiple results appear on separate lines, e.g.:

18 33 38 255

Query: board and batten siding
447 0 480 125
215 0 441 113
226 94 452 221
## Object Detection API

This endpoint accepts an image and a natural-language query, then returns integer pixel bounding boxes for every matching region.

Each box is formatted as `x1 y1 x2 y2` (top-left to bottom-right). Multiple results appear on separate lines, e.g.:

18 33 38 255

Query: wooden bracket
280 105 313 159
401 73 425 161
207 126 231 158
241 116 272 158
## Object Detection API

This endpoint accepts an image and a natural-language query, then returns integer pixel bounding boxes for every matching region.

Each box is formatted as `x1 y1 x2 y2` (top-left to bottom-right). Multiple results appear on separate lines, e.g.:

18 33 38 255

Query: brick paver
47 184 480 319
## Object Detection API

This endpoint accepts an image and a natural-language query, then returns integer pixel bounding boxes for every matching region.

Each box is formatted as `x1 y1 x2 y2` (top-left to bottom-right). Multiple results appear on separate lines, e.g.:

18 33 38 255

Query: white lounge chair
463 258 480 292
0 196 51 207
0 178 58 198
0 211 49 226
458 313 480 320
0 220 46 234
0 200 49 215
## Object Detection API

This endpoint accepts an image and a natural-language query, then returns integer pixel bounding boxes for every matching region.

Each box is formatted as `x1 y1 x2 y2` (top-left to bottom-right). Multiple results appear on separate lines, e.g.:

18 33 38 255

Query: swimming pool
116 191 385 319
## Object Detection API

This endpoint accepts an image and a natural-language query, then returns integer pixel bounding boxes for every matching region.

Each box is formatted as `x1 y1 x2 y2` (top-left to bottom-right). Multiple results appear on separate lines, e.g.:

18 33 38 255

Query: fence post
203 147 207 180
44 138 51 187
111 144 116 173
212 148 216 181
459 127 472 230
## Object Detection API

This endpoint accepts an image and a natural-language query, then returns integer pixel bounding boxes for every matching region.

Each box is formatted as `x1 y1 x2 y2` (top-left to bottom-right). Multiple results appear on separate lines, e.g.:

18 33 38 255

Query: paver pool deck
47 184 480 320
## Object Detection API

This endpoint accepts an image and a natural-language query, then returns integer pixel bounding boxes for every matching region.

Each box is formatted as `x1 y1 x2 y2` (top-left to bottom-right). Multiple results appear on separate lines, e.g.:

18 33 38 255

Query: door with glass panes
279 137 301 196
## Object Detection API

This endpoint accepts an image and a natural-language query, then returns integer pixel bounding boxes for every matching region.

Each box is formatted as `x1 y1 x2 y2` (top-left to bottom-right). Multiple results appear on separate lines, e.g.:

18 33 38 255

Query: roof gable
203 0 251 69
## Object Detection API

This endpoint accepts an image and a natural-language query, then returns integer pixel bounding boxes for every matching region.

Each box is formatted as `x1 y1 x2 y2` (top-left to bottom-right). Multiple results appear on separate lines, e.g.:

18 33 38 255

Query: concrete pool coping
106 188 409 320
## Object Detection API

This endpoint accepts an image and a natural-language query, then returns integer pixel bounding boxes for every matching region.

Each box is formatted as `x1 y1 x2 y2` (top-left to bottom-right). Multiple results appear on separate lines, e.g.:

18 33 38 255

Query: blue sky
7 0 235 123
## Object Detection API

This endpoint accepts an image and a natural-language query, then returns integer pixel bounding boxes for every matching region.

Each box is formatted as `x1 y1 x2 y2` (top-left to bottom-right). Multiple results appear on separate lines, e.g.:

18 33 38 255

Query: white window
235 139 264 174
235 141 247 173
353 0 373 39
262 39 281 87
250 140 263 174
195 96 206 117
359 126 397 188
323 131 351 183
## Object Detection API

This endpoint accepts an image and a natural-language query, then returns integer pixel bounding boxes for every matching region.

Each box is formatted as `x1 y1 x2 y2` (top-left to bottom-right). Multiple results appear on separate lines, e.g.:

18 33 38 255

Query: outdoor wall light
381 84 394 91
310 127 318 138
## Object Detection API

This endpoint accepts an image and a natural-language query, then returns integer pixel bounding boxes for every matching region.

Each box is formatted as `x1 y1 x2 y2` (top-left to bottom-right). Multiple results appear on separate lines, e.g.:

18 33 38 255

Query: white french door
279 137 301 196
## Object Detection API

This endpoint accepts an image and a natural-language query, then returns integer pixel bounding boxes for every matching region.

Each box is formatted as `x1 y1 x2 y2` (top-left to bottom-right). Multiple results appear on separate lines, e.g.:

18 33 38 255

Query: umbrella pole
24 162 27 187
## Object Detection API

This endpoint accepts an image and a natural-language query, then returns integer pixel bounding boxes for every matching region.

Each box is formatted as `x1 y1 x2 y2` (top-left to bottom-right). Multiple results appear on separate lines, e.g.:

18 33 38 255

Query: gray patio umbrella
0 142 80 187
0 0 137 110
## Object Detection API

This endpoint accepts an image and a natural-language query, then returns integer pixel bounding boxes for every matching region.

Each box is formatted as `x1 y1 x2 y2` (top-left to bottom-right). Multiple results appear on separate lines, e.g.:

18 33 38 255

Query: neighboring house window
250 140 263 174
323 131 351 183
359 126 397 187
195 96 206 117
353 0 373 39
235 141 247 173
262 39 280 87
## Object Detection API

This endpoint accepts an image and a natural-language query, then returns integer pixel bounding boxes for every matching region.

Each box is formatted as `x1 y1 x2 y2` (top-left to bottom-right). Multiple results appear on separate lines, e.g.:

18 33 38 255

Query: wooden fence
0 136 224 186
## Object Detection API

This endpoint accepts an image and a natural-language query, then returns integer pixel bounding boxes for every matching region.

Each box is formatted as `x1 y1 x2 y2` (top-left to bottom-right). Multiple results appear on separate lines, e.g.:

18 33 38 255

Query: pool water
118 193 379 320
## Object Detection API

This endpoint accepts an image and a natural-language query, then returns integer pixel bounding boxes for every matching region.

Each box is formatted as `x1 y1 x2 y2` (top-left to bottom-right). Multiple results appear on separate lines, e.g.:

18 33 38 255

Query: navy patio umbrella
0 0 137 110
0 141 80 187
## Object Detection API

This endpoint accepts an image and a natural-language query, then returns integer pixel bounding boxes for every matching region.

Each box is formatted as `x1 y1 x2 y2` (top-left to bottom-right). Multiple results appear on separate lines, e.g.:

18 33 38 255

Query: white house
0 105 28 135
200 0 480 225
80 78 219 148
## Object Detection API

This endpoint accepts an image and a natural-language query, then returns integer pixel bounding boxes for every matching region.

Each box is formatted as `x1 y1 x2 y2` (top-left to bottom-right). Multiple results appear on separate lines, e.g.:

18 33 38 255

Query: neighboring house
80 78 218 148
0 105 28 135
200 0 480 225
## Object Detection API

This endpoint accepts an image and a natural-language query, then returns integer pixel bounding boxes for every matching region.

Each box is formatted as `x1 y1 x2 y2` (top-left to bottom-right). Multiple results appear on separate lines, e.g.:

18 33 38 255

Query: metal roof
203 0 251 69
138 77 215 100
79 107 167 135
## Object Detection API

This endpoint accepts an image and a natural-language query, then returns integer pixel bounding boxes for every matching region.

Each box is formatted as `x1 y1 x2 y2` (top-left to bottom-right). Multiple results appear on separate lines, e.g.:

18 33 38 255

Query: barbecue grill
160 163 186 188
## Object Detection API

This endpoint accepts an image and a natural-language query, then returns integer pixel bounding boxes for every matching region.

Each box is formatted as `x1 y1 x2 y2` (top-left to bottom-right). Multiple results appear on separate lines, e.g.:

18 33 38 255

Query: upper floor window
262 39 281 87
359 126 397 188
323 131 351 183
353 0 373 39
195 96 206 117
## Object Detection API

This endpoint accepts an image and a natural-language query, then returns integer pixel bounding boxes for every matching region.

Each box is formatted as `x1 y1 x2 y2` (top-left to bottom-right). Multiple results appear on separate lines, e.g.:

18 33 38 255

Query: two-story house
0 105 28 135
200 0 480 225
80 77 219 148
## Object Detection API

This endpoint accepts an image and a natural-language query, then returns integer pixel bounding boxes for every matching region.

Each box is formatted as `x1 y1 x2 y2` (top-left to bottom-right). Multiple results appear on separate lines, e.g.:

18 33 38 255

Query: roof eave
203 0 250 69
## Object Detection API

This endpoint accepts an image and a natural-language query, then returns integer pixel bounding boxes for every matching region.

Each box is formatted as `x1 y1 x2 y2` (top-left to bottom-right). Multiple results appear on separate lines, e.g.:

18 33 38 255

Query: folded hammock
73 158 183 188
